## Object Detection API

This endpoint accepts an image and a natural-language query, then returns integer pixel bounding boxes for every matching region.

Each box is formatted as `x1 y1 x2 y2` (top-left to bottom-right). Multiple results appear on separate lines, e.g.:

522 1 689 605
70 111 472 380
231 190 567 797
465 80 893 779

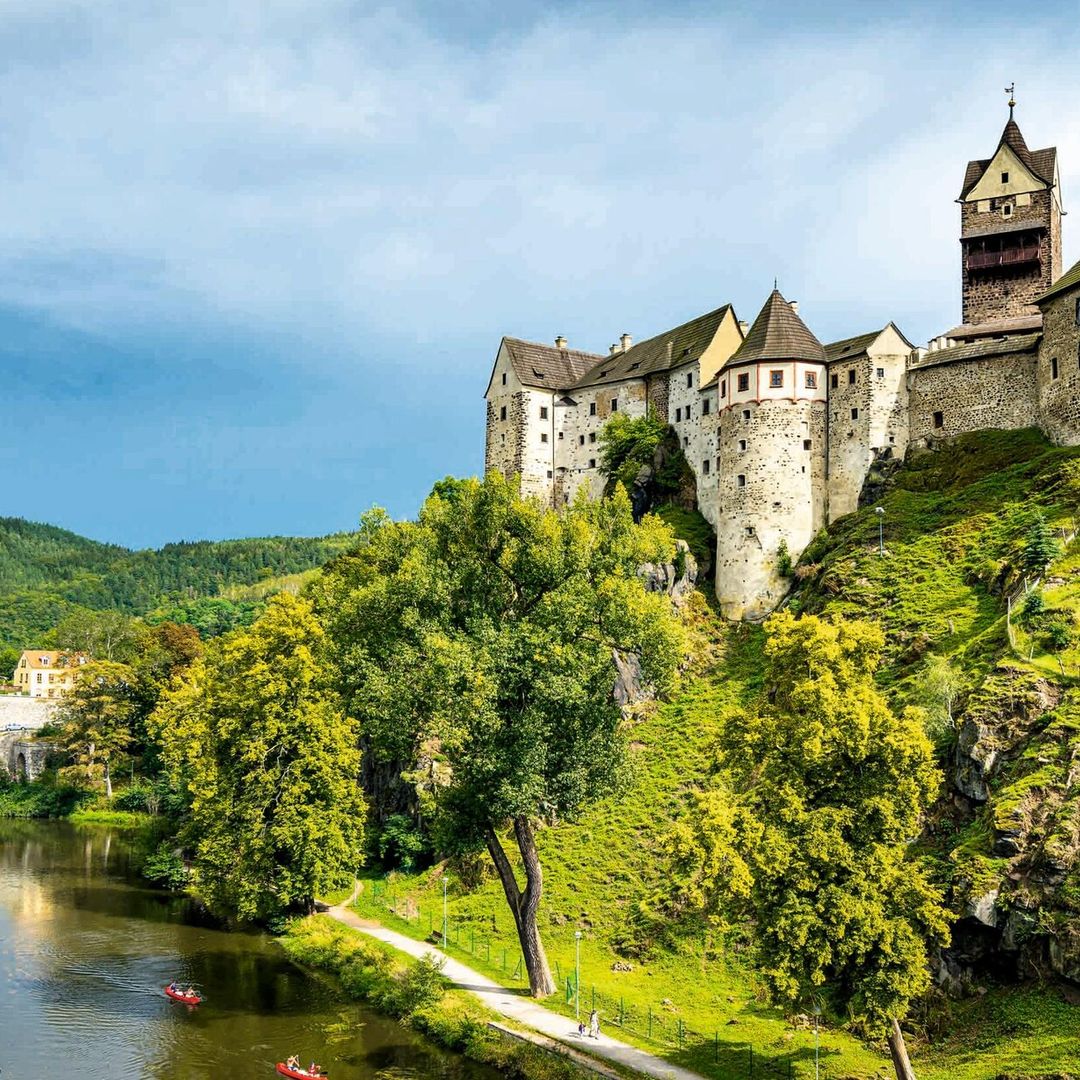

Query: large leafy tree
55 660 138 798
667 612 948 1080
151 593 366 921
316 475 685 996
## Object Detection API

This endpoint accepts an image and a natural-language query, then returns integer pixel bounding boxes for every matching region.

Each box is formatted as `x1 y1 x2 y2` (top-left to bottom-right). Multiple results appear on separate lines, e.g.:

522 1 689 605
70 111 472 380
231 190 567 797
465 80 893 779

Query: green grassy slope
359 430 1080 1080
0 516 356 646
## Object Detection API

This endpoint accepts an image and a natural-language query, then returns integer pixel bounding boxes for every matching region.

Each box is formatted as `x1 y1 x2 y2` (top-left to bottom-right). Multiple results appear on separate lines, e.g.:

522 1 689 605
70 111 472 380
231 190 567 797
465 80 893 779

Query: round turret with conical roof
714 289 828 619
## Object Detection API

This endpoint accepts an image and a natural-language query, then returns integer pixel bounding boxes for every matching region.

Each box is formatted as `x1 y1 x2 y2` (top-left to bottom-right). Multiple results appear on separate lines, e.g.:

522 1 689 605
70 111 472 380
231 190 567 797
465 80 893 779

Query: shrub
142 840 188 890
376 814 430 872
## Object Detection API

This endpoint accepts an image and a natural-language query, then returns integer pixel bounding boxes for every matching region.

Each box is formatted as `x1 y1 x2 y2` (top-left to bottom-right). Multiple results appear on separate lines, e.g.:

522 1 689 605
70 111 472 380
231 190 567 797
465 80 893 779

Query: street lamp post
875 505 885 555
574 930 582 1020
812 1002 821 1080
442 876 448 949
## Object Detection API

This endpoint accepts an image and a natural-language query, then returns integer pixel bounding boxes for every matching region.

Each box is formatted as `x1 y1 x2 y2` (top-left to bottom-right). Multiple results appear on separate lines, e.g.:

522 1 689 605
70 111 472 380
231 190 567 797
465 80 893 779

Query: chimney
620 333 633 352
738 320 749 336
609 344 620 356
554 335 567 349
789 300 799 315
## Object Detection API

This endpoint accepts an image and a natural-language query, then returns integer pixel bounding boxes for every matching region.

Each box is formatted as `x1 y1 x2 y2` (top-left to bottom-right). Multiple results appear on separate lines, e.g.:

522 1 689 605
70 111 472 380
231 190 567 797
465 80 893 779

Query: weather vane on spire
1005 82 1016 120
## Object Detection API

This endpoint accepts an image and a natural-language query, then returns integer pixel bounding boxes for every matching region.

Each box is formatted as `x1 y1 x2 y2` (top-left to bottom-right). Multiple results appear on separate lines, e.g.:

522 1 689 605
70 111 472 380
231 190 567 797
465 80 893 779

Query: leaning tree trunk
886 1017 917 1080
103 758 112 800
486 816 556 997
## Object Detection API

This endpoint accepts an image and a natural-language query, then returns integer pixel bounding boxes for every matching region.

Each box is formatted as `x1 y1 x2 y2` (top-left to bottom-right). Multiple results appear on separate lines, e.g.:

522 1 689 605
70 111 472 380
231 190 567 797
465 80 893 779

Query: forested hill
0 516 356 647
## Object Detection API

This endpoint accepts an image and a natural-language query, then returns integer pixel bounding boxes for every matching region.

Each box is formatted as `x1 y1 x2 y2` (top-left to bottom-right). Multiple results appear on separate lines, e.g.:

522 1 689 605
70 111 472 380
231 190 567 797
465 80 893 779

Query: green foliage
141 839 188 890
376 814 430 872
668 612 949 1035
776 539 793 578
0 515 353 647
151 593 367 921
316 474 686 992
0 773 92 818
1021 513 1061 577
654 504 715 571
597 412 669 491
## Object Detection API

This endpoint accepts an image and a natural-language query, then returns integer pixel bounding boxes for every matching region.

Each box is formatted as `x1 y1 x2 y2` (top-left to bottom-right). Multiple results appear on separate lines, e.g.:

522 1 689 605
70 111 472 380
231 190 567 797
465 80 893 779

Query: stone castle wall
961 189 1058 324
827 346 909 520
908 349 1040 445
714 398 827 620
1038 289 1080 446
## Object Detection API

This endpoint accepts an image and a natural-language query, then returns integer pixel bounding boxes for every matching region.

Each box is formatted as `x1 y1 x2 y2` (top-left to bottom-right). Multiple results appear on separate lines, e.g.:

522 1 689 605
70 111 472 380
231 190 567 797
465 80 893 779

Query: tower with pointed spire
957 97 1061 328
713 289 828 619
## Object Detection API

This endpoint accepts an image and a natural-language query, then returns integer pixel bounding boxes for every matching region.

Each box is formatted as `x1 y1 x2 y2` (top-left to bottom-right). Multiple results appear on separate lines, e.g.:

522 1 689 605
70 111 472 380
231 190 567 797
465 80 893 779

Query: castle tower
958 100 1061 328
714 289 827 619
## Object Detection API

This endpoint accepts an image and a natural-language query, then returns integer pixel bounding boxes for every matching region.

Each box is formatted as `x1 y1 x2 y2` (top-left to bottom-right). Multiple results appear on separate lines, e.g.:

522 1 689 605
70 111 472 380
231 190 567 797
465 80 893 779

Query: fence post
647 1006 652 1040
471 928 475 954
620 997 624 1026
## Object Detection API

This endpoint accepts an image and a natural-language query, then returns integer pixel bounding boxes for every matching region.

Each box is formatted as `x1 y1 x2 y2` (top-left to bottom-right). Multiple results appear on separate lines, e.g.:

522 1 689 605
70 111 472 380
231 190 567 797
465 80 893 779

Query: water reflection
0 821 498 1080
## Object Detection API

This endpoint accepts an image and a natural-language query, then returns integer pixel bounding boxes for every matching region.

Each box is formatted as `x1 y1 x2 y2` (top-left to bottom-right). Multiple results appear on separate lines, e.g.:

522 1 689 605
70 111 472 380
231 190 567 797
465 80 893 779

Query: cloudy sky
2 0 1078 547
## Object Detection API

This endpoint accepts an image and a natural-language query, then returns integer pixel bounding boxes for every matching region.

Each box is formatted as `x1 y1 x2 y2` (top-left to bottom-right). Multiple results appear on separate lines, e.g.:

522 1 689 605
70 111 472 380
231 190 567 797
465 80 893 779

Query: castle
484 104 1080 619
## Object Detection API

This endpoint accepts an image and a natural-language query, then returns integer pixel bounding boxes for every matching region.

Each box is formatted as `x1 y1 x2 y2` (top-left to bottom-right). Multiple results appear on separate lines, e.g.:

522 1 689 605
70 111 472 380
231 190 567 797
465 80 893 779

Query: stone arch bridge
0 728 53 780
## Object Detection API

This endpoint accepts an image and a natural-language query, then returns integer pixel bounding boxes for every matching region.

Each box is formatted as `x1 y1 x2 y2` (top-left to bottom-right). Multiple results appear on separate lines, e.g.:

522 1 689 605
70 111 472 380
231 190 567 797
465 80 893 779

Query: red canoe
276 1066 325 1079
164 985 202 1005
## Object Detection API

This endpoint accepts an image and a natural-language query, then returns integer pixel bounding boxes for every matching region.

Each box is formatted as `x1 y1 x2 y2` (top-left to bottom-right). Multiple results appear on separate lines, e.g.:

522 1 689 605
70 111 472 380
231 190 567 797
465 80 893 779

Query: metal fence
366 879 828 1078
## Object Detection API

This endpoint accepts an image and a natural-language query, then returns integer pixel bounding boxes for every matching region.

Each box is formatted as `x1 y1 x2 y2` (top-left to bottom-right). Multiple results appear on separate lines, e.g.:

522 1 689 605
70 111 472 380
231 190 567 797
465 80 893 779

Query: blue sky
2 1 1078 548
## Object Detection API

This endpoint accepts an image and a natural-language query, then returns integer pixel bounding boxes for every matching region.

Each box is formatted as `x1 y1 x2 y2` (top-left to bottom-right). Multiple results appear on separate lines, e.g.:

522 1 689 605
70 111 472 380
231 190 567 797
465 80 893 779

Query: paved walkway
324 888 705 1080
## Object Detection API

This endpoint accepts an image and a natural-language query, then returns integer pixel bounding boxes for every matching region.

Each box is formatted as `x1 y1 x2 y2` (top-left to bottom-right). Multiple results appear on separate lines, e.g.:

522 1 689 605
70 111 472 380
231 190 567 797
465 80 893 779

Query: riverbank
281 916 623 1080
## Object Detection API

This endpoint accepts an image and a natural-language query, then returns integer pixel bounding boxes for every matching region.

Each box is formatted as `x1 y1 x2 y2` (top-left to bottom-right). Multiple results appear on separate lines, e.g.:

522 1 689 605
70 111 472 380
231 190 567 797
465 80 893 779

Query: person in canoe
286 1057 300 1071
168 980 179 993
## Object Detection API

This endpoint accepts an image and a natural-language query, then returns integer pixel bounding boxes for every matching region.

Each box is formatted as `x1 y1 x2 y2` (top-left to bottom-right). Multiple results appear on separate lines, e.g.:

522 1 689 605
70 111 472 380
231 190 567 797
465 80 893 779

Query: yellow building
10 651 89 699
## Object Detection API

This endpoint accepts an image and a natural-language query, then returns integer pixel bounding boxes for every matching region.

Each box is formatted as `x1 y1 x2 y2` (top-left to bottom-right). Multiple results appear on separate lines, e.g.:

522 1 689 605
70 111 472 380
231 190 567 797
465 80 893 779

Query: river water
0 820 497 1080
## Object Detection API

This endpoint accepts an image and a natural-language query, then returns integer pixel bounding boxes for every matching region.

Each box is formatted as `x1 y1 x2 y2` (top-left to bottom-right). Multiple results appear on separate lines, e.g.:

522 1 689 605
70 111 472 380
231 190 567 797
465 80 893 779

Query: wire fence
366 879 829 1078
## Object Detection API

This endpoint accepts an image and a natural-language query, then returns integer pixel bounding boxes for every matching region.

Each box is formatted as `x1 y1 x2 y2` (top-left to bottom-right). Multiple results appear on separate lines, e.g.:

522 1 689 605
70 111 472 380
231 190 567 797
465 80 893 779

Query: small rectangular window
686 373 693 388
830 372 839 389
1051 356 1059 380
737 474 746 488
738 372 750 392
1001 171 1009 183
502 372 507 385
933 411 944 429
558 431 563 439
683 436 689 447
702 398 710 415
702 459 710 475
745 526 754 537
803 439 812 450
589 458 596 468
742 409 751 420
805 371 817 389
848 369 856 385
1003 203 1012 217
611 399 618 412
876 367 885 379
589 433 596 444
769 369 784 388
579 435 585 446
851 407 859 420
590 402 597 416
675 407 682 422
546 470 553 478
540 406 548 419
721 380 727 397
541 432 548 443
500 406 507 421
685 405 691 420
738 439 747 452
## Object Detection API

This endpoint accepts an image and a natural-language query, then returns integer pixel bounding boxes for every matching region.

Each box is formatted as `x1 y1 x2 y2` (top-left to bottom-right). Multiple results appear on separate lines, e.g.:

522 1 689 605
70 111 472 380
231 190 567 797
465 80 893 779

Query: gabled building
10 650 89 699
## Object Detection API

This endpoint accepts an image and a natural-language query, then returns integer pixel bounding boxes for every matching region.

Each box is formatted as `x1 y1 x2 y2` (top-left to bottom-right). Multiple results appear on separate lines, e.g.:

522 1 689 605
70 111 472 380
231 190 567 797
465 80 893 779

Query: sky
2 0 1079 548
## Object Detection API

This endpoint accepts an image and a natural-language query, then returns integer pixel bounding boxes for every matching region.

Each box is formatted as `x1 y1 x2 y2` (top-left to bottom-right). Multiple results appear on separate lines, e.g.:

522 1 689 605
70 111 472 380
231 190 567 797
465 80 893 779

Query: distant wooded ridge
0 516 356 649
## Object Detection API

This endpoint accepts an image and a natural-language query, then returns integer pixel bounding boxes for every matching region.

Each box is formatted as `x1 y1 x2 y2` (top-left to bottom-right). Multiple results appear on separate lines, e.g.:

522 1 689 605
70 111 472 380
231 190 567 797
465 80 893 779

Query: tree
1017 591 1048 661
597 412 669 490
667 612 948 1080
1042 615 1076 677
315 476 685 996
55 660 138 797
1021 514 1060 578
54 608 145 661
920 654 964 743
150 593 366 921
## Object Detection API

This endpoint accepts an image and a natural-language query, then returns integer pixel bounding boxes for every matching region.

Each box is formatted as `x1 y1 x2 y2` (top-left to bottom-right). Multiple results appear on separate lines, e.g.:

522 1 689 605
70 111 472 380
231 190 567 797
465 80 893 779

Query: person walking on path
589 1009 600 1040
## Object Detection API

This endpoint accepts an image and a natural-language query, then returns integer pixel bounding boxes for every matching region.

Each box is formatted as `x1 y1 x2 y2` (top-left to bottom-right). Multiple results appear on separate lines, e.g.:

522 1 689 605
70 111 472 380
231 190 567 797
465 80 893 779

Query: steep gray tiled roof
571 305 734 389
823 330 882 363
501 338 605 390
1036 257 1080 306
959 117 1057 199
909 333 1041 371
723 290 825 368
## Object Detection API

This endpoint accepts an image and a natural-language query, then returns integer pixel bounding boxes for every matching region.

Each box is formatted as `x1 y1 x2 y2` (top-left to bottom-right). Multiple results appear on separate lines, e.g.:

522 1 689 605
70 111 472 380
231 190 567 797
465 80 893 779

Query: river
0 819 499 1080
